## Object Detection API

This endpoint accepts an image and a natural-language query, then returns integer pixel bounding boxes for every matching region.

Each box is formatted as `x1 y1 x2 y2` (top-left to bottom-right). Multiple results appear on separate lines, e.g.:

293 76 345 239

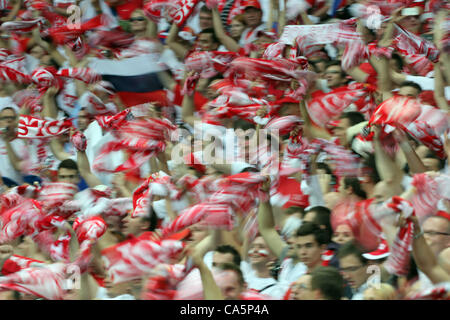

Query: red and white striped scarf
410 173 450 222
102 237 185 284
0 263 67 300
384 196 415 276
17 115 73 139
0 18 44 34
161 203 233 237
93 118 177 173
307 83 372 128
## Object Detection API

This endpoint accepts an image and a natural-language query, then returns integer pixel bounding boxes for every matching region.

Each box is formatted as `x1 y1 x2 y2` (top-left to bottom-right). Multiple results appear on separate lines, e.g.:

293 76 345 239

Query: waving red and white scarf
307 83 372 128
0 263 67 300
384 197 415 276
93 118 176 173
102 237 185 284
17 115 73 139
56 67 102 84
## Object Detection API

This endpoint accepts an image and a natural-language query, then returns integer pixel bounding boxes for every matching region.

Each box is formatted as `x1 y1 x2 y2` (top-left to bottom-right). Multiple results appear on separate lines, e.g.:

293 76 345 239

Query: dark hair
310 266 344 300
337 241 368 265
424 150 446 170
199 28 219 44
391 53 404 71
215 245 242 266
400 81 422 93
362 154 381 184
326 60 346 78
57 159 79 172
285 206 305 216
305 206 332 244
296 222 329 246
200 5 212 14
339 111 365 127
343 177 367 199
218 263 245 286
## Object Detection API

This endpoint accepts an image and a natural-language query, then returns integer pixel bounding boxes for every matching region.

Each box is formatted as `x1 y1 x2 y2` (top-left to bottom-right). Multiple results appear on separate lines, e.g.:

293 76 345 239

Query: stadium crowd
0 0 448 300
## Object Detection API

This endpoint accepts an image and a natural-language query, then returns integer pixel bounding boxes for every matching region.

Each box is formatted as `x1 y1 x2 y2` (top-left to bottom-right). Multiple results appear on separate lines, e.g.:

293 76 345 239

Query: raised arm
167 23 189 61
211 7 240 52
190 233 224 300
392 129 427 175
410 215 450 284
75 137 102 188
373 126 404 185
257 179 287 259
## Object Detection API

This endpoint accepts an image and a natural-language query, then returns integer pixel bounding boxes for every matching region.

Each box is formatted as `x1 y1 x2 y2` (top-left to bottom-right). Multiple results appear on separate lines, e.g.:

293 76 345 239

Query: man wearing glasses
337 241 370 300
415 214 450 290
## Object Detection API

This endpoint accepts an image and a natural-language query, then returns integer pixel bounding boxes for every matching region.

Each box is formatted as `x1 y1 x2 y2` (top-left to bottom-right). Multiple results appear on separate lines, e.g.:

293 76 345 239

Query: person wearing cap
398 3 423 34
239 0 267 47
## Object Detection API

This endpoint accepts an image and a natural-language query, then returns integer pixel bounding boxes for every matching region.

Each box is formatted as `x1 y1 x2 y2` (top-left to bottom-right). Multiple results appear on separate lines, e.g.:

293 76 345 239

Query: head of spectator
295 222 329 271
77 108 93 132
216 262 246 300
290 274 314 300
310 266 345 300
253 31 278 57
338 177 367 202
243 0 263 29
332 223 354 245
398 6 422 34
129 9 151 36
197 28 220 51
363 283 397 300
422 215 450 257
337 241 369 292
57 159 81 185
248 235 276 271
212 245 242 268
186 224 210 244
421 149 446 172
324 60 349 89
230 15 247 41
199 6 214 31
0 105 19 141
121 213 152 237
333 111 365 147
397 81 422 99
303 206 333 244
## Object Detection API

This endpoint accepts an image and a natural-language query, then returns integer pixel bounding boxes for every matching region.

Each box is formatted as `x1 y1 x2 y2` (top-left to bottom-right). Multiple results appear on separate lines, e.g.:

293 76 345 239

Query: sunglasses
129 17 146 22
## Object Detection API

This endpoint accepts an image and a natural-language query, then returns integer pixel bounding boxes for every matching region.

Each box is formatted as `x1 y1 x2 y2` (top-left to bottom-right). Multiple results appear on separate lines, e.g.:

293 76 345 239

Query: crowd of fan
0 0 449 300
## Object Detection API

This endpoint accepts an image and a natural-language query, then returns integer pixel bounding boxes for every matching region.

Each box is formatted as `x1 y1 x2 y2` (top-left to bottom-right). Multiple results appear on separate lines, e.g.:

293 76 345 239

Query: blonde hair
363 283 397 300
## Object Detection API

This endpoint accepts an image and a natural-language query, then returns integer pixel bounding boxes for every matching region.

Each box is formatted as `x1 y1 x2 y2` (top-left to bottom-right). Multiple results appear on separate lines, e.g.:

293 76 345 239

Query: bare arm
212 8 240 52
410 216 450 284
393 129 427 175
167 24 189 60
373 127 404 184
433 61 449 111
191 233 224 300
76 148 102 188
257 180 286 259
41 87 59 120
0 0 22 22
50 137 73 161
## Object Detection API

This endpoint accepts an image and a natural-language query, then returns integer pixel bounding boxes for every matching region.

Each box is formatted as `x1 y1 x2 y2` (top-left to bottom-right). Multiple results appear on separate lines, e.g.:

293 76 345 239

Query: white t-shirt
96 286 135 300
240 260 285 299
239 24 267 47
0 138 27 184
277 257 308 293
84 120 124 187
